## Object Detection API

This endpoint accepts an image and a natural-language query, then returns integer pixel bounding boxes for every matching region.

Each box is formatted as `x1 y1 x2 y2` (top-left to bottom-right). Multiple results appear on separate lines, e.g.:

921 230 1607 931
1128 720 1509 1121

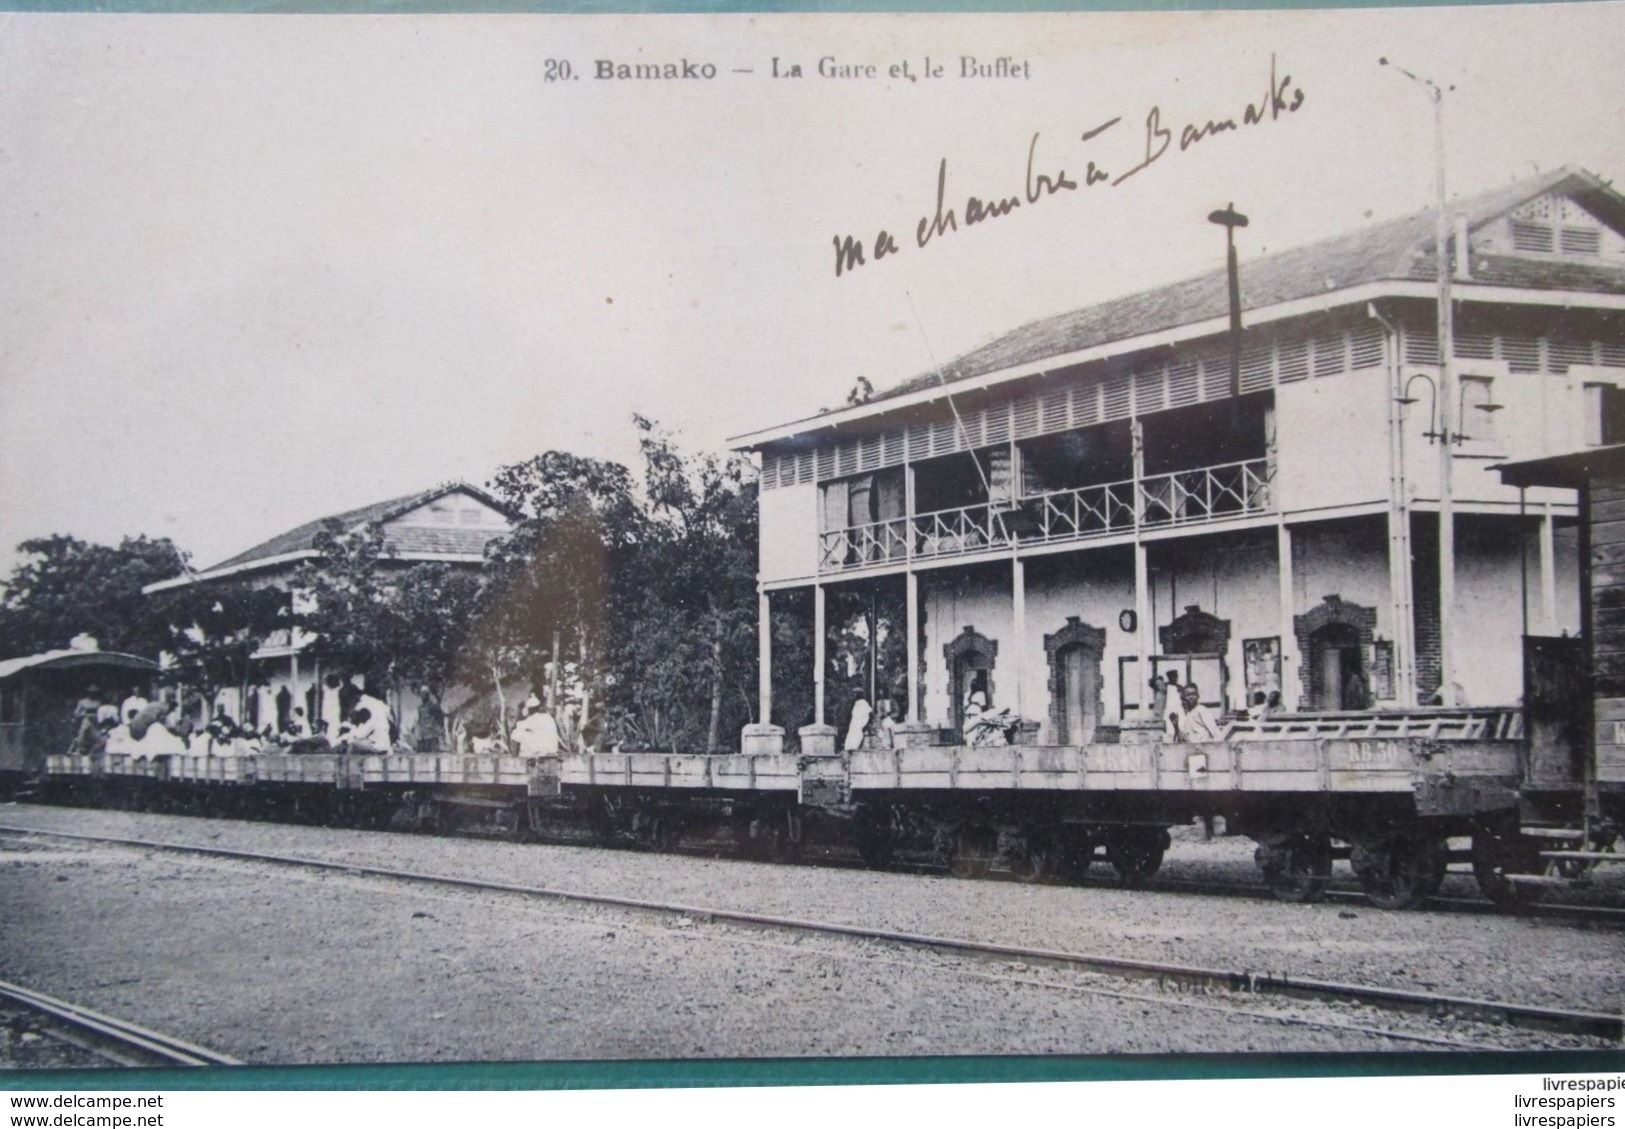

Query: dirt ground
0 803 1619 1066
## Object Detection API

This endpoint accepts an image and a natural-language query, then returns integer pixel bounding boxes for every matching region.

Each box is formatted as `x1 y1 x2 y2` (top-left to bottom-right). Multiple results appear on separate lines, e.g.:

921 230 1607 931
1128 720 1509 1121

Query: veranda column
1011 557 1027 718
1134 541 1151 718
1540 503 1558 634
814 583 825 725
741 589 785 755
1277 523 1297 710
798 583 838 755
905 571 920 722
758 590 772 721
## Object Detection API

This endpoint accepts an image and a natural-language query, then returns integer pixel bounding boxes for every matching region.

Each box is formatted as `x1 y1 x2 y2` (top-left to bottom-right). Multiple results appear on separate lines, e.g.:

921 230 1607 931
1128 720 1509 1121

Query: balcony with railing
817 457 1274 572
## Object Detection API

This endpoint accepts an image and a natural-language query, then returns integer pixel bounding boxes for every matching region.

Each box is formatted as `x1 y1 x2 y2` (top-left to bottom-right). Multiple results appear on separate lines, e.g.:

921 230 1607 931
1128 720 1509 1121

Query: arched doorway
1294 595 1378 709
1045 617 1106 745
943 627 997 739
1309 622 1365 710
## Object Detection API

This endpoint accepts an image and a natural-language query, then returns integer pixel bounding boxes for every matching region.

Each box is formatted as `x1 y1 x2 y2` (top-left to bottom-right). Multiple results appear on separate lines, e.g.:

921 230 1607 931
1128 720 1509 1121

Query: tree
0 534 189 660
293 521 397 686
155 579 291 710
480 451 647 746
622 416 759 753
294 522 489 746
382 564 484 749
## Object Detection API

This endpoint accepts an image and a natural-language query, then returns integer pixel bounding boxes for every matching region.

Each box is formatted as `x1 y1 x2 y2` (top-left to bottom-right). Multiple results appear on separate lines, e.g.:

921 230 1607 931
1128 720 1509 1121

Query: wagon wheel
649 813 683 852
1254 833 1333 904
949 824 997 880
1351 834 1445 910
853 806 897 869
1054 834 1096 883
1106 827 1169 888
1471 828 1547 912
761 809 804 863
1012 830 1057 884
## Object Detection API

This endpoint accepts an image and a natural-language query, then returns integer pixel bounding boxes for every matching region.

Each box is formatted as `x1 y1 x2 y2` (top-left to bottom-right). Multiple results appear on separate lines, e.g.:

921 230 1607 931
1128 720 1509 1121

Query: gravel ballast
0 803 1619 1064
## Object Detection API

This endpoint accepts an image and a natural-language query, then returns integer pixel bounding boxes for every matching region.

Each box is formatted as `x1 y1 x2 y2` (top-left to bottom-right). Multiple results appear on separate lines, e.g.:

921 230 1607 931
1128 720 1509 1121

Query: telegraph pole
1382 57 1456 704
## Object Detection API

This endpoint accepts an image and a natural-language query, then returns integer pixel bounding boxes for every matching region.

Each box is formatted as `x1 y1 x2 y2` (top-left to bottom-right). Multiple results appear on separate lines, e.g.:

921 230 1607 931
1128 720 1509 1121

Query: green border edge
2 1051 1623 1090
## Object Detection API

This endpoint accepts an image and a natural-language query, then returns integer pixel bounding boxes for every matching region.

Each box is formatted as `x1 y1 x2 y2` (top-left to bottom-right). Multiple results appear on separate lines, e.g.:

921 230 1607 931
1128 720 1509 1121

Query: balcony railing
817 458 1273 572
1138 458 1272 530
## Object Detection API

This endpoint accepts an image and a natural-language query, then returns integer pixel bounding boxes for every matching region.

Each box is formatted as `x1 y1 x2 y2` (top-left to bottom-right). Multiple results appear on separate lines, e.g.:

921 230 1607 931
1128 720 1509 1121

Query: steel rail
0 978 243 1067
5 824 1620 1042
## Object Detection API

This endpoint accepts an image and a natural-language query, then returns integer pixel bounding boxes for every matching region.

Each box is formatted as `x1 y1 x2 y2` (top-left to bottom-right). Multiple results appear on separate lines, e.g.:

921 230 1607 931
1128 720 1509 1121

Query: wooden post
906 570 920 723
548 628 561 713
1012 557 1026 716
1540 502 1558 634
813 583 826 726
1277 522 1297 710
1134 541 1151 716
757 589 772 724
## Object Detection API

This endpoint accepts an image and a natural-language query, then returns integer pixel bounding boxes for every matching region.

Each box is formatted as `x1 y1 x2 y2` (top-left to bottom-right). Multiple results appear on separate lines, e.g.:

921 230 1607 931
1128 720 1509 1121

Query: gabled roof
735 166 1625 448
874 167 1622 404
144 483 514 592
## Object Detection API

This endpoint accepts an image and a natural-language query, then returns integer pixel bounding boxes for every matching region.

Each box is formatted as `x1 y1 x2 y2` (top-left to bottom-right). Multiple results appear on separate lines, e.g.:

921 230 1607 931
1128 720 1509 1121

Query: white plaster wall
1401 364 1599 509
920 573 1013 730
1153 536 1290 713
759 483 820 584
1023 560 1138 740
1455 529 1532 706
1274 368 1390 514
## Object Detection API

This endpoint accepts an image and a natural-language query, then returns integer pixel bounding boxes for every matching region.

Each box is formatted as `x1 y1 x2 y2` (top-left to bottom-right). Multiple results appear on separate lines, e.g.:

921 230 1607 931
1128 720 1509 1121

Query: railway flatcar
42 701 1543 911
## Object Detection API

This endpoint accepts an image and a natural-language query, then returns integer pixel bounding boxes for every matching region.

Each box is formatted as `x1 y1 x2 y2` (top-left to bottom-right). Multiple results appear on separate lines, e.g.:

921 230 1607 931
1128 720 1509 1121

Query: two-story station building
733 167 1625 753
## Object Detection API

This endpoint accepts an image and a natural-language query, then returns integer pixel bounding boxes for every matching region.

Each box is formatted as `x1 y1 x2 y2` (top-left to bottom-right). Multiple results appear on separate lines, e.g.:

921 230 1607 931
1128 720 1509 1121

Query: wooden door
1063 646 1099 745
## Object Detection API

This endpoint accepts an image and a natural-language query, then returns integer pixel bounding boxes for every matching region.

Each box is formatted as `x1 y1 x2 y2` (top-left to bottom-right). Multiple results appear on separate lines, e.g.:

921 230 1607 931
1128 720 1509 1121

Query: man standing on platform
1167 683 1224 743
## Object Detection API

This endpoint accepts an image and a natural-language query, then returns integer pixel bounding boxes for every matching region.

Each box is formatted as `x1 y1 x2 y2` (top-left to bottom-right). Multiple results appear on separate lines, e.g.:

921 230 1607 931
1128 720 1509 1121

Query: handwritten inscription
832 54 1307 278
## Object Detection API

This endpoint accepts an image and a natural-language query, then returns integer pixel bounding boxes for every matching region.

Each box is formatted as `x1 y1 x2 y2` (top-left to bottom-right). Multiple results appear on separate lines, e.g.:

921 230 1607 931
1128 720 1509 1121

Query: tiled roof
204 484 508 573
868 167 1625 405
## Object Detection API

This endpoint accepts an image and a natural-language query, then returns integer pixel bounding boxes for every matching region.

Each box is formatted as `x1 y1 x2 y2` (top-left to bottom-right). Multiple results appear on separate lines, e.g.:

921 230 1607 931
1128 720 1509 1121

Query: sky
1 5 1623 577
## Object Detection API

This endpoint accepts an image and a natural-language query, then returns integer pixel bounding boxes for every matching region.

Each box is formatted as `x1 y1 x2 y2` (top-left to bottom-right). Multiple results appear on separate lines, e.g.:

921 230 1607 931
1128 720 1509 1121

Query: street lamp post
1382 56 1457 706
1209 203 1250 400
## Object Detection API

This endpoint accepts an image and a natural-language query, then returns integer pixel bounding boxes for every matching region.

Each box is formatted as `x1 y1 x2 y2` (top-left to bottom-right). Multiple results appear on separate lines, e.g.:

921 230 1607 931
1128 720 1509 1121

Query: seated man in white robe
340 706 391 754
510 695 562 758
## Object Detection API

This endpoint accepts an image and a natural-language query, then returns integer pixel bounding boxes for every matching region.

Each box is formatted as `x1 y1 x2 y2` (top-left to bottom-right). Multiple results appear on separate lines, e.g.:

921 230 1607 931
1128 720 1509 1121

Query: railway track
0 978 242 1068
24 790 1625 926
6 823 1620 1044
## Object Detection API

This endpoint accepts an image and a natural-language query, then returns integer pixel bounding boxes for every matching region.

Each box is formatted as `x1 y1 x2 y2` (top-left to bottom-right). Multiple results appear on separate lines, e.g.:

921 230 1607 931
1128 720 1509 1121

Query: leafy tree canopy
0 534 189 660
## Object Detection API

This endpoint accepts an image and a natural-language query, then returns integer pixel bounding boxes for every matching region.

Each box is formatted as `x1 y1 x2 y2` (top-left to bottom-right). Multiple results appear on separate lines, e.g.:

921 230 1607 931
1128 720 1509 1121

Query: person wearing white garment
510 695 562 758
1166 683 1225 743
843 698 872 753
341 705 391 753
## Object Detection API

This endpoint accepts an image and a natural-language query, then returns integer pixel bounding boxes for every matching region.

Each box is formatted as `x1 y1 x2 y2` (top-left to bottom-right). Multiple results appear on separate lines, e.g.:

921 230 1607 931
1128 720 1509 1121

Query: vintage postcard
0 3 1622 1086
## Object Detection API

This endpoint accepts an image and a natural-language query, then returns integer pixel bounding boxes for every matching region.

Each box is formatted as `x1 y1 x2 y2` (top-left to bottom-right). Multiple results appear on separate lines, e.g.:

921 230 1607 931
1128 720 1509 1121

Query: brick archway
1294 594 1378 705
943 626 997 732
1159 605 1232 655
1044 617 1106 745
